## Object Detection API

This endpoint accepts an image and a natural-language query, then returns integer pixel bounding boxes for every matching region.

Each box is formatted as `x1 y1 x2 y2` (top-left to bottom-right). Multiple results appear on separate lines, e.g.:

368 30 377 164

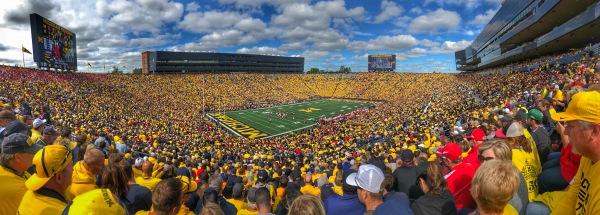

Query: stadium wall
456 0 600 72
141 51 304 74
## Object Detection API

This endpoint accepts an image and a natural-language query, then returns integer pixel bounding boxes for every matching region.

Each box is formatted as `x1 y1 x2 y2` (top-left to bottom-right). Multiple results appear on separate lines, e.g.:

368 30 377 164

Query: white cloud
362 35 419 50
279 42 305 51
408 9 461 34
300 50 330 61
374 0 404 24
314 0 365 19
485 0 504 6
409 7 423 15
352 54 369 60
469 9 498 26
185 2 200 12
420 39 440 47
271 3 330 31
423 0 481 10
465 30 475 36
236 46 286 55
430 40 472 54
97 0 183 34
178 11 247 34
199 30 255 46
217 0 311 11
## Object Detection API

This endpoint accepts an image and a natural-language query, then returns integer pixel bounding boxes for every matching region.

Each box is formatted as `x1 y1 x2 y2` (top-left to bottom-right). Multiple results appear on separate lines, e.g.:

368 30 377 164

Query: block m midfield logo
210 113 268 139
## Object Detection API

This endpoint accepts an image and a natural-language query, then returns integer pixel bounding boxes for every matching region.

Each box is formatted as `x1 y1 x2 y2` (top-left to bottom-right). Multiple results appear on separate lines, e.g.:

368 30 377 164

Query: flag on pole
122 65 126 68
22 46 32 55
87 62 92 67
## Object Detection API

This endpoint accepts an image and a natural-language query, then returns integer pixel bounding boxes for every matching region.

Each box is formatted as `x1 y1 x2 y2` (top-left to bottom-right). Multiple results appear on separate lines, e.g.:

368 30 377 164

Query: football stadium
1 1 600 215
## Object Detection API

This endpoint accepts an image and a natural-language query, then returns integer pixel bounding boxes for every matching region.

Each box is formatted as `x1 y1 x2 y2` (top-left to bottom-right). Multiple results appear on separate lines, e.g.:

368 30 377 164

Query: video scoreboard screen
30 13 77 71
368 54 395 72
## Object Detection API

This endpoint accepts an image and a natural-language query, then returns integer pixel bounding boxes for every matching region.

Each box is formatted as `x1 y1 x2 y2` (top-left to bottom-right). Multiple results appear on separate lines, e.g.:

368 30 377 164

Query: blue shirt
383 191 410 207
323 194 366 215
374 199 414 215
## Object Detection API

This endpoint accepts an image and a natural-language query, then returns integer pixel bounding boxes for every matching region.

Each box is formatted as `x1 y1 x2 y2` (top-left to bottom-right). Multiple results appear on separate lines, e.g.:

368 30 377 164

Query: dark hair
420 162 447 196
101 164 130 197
153 178 183 214
284 186 302 209
279 175 288 188
119 162 134 181
203 188 219 205
255 187 271 210
382 171 395 192
108 153 125 165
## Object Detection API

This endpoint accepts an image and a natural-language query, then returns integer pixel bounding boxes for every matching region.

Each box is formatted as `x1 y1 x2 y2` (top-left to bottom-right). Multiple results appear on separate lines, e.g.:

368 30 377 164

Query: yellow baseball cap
551 91 600 123
26 144 73 191
63 189 125 214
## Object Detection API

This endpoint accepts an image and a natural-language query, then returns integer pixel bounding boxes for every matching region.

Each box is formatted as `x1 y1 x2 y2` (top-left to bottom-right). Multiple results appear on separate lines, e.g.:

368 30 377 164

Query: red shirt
560 144 582 182
445 162 477 209
463 144 481 170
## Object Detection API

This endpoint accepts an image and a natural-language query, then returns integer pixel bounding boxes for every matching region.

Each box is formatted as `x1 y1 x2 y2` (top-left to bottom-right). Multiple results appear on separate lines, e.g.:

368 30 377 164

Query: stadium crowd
0 50 599 215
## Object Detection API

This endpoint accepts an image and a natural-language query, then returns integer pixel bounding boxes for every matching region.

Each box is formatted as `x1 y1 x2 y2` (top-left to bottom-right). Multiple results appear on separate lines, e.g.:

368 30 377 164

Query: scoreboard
30 13 77 71
368 54 396 72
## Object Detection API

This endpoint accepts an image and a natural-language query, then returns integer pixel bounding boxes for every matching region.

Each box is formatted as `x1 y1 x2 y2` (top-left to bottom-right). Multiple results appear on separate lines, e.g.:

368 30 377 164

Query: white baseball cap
32 118 46 128
345 164 384 193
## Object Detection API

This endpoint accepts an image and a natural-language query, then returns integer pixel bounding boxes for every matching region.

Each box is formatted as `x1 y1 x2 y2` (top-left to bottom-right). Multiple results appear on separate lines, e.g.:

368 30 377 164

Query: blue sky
0 0 503 73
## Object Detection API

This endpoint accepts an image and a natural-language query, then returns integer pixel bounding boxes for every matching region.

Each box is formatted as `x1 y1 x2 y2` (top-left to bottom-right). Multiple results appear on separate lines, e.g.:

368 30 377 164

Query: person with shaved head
66 148 105 200
136 161 162 192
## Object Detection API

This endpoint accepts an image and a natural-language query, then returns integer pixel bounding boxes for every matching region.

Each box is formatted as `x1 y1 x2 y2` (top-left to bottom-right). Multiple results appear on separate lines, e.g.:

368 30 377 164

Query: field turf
207 100 371 139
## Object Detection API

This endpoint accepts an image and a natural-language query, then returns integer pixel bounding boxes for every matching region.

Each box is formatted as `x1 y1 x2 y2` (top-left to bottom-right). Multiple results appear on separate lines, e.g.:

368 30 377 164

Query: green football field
207 100 372 139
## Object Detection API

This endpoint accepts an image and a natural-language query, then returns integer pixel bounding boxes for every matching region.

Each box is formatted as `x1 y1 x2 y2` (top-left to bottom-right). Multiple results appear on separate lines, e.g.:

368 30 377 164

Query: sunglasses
478 154 494 162
41 144 72 177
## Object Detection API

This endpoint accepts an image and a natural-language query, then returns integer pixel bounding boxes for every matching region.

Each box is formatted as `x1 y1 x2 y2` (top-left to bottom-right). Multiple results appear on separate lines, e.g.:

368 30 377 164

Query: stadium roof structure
455 0 600 72
141 51 304 74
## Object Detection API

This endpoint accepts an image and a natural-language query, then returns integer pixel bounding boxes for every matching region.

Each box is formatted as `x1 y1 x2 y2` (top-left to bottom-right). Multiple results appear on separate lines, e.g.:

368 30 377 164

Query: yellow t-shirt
30 129 42 144
237 209 259 215
300 184 321 197
503 204 519 215
135 176 162 193
0 166 30 215
512 148 541 202
227 198 248 210
17 189 68 215
553 90 564 101
552 157 600 215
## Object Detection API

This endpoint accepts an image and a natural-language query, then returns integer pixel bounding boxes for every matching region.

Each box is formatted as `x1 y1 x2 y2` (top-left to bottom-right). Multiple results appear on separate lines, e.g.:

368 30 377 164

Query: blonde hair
478 139 512 161
471 160 520 214
288 195 326 215
200 202 224 215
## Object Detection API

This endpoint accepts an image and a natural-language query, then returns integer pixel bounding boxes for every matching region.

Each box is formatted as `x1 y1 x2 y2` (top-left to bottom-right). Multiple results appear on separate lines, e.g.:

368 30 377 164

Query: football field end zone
208 99 371 139
206 113 268 139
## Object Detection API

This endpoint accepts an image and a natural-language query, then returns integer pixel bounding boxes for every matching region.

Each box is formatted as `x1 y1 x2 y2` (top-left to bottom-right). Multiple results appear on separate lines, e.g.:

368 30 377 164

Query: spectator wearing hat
3 120 32 138
238 187 258 215
61 188 126 215
176 167 198 215
119 161 152 213
438 143 477 213
0 133 42 215
503 122 541 202
346 164 413 215
393 149 418 196
65 148 105 200
136 161 162 192
228 183 248 211
17 144 74 215
411 162 457 215
0 110 16 140
551 91 600 214
137 178 184 215
463 123 486 170
323 169 366 215
551 85 564 112
471 160 520 215
36 125 59 147
526 109 550 165
30 118 46 143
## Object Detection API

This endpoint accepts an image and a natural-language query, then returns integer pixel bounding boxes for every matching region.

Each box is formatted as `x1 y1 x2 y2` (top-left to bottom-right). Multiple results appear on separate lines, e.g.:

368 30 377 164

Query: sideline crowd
0 51 599 215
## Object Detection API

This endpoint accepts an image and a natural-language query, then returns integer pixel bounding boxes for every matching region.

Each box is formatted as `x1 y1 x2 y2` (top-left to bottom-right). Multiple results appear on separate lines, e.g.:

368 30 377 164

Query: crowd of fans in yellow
0 50 599 215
